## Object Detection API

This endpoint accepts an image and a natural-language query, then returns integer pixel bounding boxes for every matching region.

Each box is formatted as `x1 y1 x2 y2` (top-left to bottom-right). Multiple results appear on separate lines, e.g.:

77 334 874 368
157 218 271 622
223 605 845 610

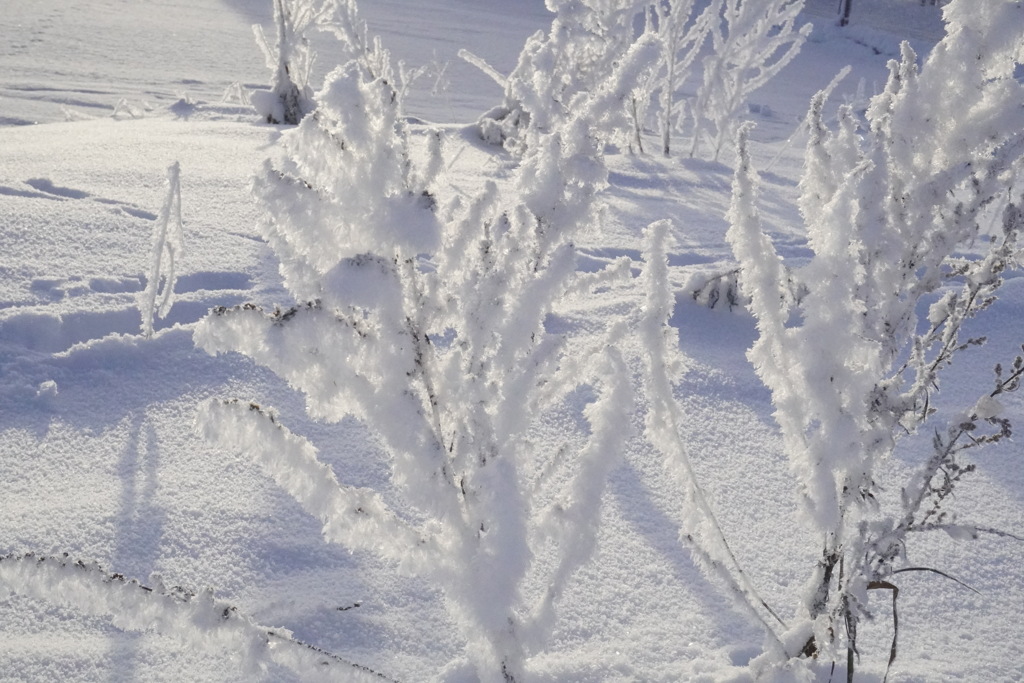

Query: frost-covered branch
640 219 787 652
457 49 506 88
651 0 722 156
689 0 811 161
252 0 393 125
869 347 1024 576
198 399 435 567
0 553 390 682
315 0 392 80
523 344 633 649
252 0 318 124
893 204 1022 431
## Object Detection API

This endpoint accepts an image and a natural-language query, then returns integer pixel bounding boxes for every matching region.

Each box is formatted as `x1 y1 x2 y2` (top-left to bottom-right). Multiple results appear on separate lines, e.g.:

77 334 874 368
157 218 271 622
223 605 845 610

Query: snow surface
0 0 1021 681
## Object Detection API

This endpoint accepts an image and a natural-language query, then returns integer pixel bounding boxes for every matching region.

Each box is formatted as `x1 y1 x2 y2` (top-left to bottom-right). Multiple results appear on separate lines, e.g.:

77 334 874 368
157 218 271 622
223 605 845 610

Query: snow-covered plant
726 0 1024 672
196 14 662 680
222 82 252 106
112 98 145 119
689 0 810 161
0 552 390 682
638 221 789 654
476 0 650 155
624 73 655 154
649 0 722 156
139 161 184 338
313 0 391 80
251 0 407 125
252 0 319 124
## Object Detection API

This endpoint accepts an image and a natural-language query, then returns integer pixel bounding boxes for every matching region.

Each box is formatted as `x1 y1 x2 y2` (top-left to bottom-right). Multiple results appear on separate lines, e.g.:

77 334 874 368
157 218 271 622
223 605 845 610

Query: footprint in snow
15 177 159 220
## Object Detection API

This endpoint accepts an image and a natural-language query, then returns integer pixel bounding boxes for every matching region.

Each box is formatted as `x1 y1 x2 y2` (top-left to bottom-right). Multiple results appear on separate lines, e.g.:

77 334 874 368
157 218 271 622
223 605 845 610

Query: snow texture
0 0 1022 681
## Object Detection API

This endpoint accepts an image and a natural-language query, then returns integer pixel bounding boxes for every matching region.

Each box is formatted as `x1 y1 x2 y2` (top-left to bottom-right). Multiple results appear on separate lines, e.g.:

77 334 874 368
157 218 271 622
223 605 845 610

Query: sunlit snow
0 1 1020 681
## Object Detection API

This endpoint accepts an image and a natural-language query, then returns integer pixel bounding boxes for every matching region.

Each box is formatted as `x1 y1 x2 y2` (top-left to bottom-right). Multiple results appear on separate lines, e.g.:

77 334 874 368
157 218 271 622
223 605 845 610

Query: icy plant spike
139 160 184 338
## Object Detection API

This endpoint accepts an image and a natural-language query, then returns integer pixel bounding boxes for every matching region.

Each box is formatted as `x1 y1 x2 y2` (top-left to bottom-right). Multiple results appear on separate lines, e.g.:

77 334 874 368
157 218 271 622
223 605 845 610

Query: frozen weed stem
139 160 184 338
688 0 810 161
0 552 389 682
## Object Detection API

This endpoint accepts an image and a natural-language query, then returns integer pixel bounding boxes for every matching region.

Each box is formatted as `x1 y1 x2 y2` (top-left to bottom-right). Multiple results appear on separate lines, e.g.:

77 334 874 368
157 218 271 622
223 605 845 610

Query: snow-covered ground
1 1 1021 681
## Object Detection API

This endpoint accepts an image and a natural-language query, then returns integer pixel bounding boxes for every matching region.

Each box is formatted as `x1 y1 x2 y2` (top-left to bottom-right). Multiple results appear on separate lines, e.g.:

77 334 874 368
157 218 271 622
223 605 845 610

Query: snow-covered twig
198 399 435 567
689 0 811 161
651 0 721 156
458 49 506 88
252 0 317 124
476 0 653 154
0 553 391 682
640 219 787 653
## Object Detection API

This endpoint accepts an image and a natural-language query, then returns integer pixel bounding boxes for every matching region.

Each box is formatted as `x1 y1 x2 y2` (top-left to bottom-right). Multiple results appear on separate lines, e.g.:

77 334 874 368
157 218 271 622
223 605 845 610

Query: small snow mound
35 380 58 401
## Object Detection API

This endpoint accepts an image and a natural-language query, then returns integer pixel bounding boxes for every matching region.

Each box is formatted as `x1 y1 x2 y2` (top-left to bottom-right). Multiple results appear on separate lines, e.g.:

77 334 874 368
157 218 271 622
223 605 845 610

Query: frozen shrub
627 0 809 158
252 0 423 125
252 0 319 124
0 6 659 679
196 5 662 677
689 0 810 161
726 0 1024 674
476 0 650 155
648 0 722 156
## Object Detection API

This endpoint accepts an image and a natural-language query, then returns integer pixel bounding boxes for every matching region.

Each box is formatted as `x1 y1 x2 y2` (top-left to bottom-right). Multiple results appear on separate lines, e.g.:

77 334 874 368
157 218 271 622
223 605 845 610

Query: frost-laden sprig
252 0 392 125
0 552 391 682
726 0 1024 669
475 0 651 155
199 400 435 568
315 0 391 81
197 15 662 681
689 0 811 161
686 262 807 311
868 348 1024 575
650 0 723 156
252 0 319 124
639 219 788 654
888 200 1023 432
